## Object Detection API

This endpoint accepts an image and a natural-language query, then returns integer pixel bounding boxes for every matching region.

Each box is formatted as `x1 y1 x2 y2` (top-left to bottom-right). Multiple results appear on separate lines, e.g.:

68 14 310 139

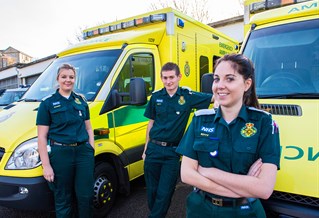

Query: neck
166 87 178 97
221 103 243 123
59 89 72 97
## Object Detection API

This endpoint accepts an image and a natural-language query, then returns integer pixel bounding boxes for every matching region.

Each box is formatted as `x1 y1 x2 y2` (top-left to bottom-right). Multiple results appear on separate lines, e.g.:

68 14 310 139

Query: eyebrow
214 73 236 77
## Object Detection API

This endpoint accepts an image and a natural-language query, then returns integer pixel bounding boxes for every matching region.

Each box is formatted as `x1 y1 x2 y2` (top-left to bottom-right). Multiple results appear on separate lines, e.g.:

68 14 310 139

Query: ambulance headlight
5 138 41 169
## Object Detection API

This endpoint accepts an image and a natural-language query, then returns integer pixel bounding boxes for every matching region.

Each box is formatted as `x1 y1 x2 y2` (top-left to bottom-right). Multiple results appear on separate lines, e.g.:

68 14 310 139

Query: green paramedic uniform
176 105 281 218
144 87 212 218
36 90 94 218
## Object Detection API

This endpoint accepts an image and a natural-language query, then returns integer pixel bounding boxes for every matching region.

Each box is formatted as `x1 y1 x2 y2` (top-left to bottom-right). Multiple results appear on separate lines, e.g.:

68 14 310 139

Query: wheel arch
95 152 130 196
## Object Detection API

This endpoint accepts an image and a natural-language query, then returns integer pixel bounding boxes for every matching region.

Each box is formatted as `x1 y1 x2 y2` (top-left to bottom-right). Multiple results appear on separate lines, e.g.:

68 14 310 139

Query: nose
213 81 225 90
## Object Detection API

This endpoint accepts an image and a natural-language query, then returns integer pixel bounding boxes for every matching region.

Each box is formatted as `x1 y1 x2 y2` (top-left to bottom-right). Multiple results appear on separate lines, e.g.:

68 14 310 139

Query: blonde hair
56 63 76 80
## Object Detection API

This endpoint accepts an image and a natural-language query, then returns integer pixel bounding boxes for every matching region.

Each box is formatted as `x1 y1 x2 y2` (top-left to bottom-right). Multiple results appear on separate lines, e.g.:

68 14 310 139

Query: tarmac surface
0 176 192 218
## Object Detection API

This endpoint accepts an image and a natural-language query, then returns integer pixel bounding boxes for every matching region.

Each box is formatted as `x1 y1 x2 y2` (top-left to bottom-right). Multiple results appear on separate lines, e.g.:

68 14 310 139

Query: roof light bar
83 13 167 39
250 0 312 13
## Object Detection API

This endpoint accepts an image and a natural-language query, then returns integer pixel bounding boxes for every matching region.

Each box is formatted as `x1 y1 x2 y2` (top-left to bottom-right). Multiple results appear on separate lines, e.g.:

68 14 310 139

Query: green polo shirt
144 87 212 144
176 105 280 174
36 90 90 144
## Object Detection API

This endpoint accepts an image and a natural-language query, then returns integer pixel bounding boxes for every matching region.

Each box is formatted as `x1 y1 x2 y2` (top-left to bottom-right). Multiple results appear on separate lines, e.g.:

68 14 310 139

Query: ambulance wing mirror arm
201 73 214 94
99 77 147 115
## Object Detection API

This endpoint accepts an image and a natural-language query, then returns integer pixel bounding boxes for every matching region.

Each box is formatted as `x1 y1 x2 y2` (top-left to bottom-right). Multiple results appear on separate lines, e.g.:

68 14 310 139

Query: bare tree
149 0 212 23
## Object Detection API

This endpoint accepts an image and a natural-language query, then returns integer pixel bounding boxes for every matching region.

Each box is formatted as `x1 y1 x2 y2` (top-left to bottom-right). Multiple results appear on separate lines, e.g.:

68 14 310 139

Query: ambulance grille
260 104 302 116
271 191 319 208
0 147 4 162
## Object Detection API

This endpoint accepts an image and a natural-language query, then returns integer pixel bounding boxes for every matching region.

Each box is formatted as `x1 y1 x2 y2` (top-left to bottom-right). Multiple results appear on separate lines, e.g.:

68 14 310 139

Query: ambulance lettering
281 145 319 161
288 2 317 14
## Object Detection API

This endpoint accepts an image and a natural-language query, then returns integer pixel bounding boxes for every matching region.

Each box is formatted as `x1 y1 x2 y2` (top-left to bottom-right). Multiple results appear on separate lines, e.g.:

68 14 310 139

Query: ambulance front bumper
0 175 54 211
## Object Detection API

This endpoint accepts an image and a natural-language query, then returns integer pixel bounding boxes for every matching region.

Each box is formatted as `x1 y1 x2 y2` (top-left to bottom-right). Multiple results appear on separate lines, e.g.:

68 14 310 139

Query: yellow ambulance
0 7 238 217
241 0 319 217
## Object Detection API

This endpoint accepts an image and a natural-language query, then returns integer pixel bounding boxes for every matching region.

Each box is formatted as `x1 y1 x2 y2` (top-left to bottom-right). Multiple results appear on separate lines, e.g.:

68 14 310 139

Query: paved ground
0 176 192 218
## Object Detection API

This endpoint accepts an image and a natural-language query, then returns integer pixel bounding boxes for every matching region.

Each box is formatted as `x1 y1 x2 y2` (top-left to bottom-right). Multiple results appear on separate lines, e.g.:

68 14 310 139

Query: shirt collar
213 104 248 123
162 87 181 96
54 89 75 100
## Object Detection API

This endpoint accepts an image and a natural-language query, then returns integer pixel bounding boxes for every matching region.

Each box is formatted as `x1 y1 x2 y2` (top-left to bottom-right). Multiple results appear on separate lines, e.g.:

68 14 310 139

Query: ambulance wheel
93 162 118 218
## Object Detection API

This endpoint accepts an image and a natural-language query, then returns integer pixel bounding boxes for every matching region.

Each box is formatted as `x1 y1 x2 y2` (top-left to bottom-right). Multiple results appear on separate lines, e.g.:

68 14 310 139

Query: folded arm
181 156 241 198
198 162 277 199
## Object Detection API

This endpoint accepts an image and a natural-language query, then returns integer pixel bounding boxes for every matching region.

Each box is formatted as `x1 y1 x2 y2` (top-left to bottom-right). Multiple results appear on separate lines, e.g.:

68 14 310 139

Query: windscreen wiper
20 98 41 102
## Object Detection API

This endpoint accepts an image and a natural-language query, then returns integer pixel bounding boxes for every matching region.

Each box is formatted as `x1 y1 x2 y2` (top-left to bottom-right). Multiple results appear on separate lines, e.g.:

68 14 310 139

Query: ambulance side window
200 56 209 86
117 53 155 97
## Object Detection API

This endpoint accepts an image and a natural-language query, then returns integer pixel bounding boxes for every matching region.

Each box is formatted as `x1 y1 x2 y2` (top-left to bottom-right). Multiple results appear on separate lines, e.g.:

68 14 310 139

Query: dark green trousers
186 190 266 218
48 142 94 218
144 142 181 218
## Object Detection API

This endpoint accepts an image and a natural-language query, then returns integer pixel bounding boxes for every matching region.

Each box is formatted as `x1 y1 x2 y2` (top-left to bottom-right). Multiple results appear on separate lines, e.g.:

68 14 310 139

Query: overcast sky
0 0 242 59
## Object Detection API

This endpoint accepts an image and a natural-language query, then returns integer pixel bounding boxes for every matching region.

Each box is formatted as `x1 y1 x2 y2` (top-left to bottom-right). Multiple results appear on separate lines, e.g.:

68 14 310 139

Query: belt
50 140 79 147
150 139 178 147
199 190 256 207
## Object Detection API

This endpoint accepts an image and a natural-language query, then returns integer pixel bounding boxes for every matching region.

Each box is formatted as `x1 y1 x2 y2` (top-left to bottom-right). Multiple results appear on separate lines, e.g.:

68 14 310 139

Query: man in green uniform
142 62 213 218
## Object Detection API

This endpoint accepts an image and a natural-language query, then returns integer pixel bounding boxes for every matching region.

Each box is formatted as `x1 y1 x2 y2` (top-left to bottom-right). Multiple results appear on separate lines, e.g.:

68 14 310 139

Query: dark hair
57 63 76 79
214 53 260 108
161 62 181 77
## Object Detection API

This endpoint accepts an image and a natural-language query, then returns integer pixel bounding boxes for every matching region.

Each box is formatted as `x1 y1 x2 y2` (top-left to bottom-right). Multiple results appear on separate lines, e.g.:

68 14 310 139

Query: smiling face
161 69 181 95
213 61 252 110
57 68 75 95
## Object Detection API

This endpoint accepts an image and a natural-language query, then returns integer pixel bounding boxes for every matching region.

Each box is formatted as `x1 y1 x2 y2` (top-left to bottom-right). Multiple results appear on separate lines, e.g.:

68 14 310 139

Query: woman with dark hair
176 54 281 218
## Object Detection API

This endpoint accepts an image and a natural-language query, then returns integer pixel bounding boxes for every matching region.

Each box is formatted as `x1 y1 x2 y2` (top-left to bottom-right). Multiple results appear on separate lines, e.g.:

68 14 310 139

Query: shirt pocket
73 104 86 120
232 138 259 174
193 138 219 167
155 104 167 119
50 106 67 124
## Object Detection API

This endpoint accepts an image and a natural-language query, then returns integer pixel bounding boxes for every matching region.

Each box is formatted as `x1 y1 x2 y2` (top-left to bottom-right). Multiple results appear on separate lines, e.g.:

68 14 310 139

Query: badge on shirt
209 150 218 157
52 101 61 108
240 123 257 138
75 98 81 104
178 96 185 105
156 99 163 106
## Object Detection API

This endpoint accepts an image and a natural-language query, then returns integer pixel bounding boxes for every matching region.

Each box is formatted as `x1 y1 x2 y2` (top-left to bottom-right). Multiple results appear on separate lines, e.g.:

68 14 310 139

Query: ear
178 73 182 80
244 78 252 92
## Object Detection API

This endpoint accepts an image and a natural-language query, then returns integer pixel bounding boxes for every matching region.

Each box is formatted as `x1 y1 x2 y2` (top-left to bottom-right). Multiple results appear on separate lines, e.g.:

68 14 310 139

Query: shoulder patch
195 109 216 116
248 106 270 115
41 94 53 101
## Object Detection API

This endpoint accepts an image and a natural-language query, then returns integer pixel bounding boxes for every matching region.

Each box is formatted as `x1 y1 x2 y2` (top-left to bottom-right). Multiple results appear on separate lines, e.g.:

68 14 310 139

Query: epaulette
181 86 192 92
41 94 53 101
195 109 216 116
248 106 270 116
152 89 161 94
74 92 87 102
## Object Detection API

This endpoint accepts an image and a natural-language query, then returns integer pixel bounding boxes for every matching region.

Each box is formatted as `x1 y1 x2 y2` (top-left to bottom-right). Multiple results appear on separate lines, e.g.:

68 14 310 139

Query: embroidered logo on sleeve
240 123 257 138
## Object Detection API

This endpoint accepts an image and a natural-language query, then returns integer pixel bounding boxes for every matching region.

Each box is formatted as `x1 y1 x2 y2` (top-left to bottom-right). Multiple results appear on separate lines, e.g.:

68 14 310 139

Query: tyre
93 162 118 218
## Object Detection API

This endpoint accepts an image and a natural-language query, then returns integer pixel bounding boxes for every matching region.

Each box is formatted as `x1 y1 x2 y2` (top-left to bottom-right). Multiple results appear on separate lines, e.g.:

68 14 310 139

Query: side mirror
100 77 147 115
130 77 147 105
201 73 214 94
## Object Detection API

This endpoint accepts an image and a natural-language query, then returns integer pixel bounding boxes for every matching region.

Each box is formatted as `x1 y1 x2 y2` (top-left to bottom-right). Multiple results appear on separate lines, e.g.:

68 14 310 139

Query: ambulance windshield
24 50 122 101
243 19 319 98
